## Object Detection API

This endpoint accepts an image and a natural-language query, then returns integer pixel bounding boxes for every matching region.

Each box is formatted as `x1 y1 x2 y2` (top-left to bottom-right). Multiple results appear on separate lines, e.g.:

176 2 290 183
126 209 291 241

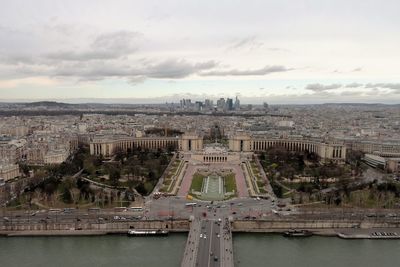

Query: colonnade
252 140 319 154
90 138 179 156
203 156 228 163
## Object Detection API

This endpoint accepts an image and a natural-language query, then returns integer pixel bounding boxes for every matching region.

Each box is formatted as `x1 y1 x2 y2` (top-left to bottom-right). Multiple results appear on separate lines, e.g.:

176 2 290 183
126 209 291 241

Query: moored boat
338 232 400 239
127 229 169 236
283 229 313 237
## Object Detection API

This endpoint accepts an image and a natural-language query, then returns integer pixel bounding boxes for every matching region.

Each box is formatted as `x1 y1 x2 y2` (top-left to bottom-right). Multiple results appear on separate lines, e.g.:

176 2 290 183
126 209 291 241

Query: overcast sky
0 0 400 104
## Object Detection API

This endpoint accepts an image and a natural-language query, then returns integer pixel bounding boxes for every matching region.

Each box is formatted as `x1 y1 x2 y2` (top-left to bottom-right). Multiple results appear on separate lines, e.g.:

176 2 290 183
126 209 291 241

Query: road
181 217 234 267
3 194 400 228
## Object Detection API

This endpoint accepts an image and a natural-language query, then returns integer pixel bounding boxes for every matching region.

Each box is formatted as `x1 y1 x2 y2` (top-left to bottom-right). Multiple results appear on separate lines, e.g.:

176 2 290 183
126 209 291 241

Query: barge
283 229 313 237
338 232 400 239
127 229 169 236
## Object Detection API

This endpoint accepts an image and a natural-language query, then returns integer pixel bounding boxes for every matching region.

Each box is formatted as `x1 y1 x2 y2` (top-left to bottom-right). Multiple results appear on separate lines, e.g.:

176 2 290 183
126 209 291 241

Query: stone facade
90 136 180 157
0 163 20 181
90 132 347 163
229 133 347 163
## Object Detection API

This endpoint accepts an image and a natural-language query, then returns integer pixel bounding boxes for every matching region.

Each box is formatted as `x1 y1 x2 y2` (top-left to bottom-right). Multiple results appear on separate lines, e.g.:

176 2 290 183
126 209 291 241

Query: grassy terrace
224 173 236 193
245 160 267 195
250 162 262 180
159 159 182 193
190 173 205 192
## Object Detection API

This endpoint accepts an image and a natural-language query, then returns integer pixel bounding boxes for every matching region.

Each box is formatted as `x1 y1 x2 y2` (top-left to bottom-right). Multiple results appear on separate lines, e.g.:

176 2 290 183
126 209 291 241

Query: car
217 234 220 238
214 256 218 261
200 234 203 238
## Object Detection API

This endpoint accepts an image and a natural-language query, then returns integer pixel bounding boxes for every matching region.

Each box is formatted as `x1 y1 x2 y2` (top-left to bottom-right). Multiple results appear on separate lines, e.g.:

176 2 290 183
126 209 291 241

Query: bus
185 202 197 207
49 209 62 213
129 206 144 212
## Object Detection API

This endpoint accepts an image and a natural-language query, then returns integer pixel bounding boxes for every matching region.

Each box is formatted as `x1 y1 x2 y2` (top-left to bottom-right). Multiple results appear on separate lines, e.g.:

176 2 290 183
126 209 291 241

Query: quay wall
3 219 400 236
232 219 400 232
0 220 190 233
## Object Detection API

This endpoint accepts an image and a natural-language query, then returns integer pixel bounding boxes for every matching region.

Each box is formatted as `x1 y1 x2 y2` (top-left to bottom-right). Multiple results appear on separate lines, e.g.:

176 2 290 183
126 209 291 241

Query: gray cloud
48 58 217 81
0 54 36 65
345 82 363 88
200 65 291 76
46 31 140 61
365 83 400 90
141 59 217 79
227 36 289 53
228 36 264 50
333 67 363 74
305 83 400 95
305 83 342 92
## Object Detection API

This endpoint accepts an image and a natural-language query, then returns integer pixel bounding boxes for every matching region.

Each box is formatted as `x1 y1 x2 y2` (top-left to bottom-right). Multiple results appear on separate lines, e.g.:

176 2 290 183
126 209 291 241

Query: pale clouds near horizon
0 0 400 103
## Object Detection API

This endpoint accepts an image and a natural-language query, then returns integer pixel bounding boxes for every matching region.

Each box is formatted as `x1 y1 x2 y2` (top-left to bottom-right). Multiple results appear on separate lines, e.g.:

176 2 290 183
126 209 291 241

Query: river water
1 233 400 267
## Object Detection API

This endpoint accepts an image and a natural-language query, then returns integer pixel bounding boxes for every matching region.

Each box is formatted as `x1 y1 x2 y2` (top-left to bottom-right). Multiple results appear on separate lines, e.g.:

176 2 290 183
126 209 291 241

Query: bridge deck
181 218 234 267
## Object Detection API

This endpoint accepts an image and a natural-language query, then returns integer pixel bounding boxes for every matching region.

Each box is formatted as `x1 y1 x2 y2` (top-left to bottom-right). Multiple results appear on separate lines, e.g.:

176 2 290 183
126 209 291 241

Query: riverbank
2 227 400 239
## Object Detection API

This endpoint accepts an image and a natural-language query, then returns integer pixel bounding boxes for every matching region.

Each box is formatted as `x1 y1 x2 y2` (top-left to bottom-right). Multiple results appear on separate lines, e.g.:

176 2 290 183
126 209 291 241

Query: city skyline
1 0 400 104
2 2 400 266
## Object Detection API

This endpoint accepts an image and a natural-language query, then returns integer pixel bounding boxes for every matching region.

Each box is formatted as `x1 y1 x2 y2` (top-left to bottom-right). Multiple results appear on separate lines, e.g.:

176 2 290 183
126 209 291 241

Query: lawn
190 173 205 192
224 173 237 193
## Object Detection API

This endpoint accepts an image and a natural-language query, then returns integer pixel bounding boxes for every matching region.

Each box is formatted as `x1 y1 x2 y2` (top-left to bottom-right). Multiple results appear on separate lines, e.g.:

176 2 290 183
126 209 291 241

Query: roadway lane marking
208 220 213 267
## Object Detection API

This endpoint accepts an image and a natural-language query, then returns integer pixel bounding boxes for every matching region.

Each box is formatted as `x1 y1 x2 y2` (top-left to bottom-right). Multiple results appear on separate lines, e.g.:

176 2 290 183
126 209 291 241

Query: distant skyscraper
180 99 192 109
194 101 203 111
217 98 225 110
226 98 233 111
234 96 240 110
204 99 212 109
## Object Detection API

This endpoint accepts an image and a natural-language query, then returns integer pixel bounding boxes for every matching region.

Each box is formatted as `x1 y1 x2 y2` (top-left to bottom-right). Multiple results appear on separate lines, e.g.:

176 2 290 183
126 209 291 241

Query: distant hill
25 101 76 108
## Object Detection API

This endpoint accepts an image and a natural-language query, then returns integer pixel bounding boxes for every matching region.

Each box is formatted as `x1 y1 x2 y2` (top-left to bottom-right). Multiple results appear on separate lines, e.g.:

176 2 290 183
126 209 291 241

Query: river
1 233 400 267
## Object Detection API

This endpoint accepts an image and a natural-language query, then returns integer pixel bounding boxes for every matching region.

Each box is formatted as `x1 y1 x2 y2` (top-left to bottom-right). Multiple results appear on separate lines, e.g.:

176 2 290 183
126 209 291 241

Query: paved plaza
177 163 249 199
